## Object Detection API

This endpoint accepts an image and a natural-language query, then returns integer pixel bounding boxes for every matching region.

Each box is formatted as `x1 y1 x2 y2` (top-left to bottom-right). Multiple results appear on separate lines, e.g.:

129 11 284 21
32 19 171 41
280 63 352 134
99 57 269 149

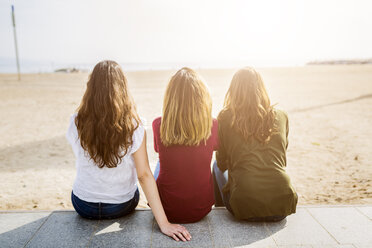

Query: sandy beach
0 65 371 210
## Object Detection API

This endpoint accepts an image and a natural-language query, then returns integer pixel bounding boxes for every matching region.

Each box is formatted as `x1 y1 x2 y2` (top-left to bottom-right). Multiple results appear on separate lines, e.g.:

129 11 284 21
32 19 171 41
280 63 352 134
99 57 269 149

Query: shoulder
131 119 145 153
70 113 78 123
66 113 78 144
152 117 161 126
218 109 232 121
217 109 232 129
152 117 161 130
212 118 218 128
134 118 145 136
274 108 288 122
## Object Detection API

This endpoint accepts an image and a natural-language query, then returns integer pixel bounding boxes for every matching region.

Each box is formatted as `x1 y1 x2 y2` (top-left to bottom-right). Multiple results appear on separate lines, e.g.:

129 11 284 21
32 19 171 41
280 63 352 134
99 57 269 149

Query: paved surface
0 206 371 248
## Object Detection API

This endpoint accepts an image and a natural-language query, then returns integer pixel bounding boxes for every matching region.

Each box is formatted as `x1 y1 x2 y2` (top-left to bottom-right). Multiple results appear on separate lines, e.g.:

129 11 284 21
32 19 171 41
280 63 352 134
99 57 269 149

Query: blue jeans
212 161 233 213
154 161 160 180
71 189 139 220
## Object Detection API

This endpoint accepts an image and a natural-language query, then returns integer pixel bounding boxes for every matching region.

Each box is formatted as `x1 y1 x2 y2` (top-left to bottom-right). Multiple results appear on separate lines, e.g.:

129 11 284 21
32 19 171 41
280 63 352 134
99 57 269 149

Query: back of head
160 67 212 146
75 60 140 168
221 67 276 143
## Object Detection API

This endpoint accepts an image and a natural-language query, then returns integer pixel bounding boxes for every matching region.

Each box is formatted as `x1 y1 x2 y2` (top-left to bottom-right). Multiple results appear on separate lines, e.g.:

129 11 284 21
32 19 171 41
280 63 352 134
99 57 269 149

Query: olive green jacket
216 109 297 219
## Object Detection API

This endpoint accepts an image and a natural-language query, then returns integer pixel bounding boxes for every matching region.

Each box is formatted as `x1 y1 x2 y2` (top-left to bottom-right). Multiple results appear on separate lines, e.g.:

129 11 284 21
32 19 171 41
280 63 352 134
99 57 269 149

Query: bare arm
133 132 191 242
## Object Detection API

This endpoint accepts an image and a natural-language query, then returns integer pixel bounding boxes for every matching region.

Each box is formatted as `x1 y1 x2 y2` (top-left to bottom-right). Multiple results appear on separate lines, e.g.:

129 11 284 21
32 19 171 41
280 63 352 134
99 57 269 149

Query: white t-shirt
66 113 145 204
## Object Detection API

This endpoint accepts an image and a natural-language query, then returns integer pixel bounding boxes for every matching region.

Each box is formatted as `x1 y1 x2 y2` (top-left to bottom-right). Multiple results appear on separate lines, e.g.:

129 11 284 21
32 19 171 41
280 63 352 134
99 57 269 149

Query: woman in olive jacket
213 67 297 221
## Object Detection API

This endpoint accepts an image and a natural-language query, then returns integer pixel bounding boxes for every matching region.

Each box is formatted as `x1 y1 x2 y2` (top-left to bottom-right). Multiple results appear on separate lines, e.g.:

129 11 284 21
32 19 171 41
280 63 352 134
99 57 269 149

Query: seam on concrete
264 222 278 248
355 206 372 220
22 211 52 248
85 219 100 248
206 216 216 248
305 207 340 245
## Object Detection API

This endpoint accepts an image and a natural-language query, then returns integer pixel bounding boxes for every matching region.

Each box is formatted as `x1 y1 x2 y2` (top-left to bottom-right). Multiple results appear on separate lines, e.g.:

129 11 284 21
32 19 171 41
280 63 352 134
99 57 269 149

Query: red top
152 117 218 223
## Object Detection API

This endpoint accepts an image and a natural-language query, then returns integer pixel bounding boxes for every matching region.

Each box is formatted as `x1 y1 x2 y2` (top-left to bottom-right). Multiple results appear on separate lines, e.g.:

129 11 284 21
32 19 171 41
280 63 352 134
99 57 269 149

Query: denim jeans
71 188 139 220
154 161 160 180
212 161 286 222
212 161 233 213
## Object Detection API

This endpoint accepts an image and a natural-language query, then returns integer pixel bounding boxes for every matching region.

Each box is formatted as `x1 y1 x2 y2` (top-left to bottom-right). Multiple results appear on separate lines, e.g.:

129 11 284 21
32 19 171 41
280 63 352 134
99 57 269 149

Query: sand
0 65 371 210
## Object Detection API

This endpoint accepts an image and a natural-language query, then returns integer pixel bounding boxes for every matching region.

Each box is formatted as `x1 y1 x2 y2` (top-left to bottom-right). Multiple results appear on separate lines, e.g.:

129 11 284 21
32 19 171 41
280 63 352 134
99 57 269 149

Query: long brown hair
160 67 212 146
75 60 140 168
220 67 276 143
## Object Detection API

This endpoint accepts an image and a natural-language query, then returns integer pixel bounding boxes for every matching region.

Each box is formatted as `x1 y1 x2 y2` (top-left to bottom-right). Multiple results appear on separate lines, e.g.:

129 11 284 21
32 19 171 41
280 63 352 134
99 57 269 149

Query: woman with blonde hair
67 61 190 241
152 67 218 223
214 67 297 221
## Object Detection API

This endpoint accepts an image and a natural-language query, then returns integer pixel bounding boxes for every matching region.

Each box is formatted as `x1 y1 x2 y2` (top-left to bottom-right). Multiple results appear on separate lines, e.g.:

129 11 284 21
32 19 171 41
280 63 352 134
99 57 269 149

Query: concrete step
0 206 371 248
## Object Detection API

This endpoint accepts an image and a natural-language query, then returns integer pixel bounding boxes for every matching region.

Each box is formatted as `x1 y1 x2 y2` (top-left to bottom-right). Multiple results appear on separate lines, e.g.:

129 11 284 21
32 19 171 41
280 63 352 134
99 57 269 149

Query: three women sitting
67 61 297 241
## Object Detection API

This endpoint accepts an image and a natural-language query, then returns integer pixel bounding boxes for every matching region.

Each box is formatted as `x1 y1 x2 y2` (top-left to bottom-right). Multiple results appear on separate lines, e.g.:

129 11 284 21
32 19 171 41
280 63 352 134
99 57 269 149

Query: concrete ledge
0 206 371 247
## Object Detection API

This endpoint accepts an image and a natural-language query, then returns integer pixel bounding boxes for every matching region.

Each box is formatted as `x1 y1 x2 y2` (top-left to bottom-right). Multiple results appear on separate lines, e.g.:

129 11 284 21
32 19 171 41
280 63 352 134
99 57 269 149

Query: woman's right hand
159 222 191 242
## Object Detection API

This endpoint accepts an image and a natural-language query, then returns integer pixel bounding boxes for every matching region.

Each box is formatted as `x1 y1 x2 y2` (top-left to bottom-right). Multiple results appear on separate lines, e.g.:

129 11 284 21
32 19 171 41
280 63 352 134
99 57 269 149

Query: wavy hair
220 67 276 143
75 60 140 168
160 67 212 146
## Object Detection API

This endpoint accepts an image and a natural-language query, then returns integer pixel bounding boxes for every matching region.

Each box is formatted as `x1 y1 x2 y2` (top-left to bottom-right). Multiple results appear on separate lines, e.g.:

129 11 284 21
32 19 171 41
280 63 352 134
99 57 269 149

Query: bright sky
0 0 371 69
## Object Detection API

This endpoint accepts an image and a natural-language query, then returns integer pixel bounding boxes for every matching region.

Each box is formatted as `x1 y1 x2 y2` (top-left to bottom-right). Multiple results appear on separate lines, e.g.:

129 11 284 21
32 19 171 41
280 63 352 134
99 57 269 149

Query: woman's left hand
159 222 192 242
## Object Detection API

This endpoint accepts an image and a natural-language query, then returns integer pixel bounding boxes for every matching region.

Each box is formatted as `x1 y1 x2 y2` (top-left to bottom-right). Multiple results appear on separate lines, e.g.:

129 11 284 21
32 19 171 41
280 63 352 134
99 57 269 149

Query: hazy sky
1 0 372 69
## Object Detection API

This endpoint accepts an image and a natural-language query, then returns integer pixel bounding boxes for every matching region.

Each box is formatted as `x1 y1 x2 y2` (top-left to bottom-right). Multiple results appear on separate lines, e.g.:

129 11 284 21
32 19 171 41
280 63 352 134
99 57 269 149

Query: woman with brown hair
66 61 191 241
152 67 218 223
214 67 297 221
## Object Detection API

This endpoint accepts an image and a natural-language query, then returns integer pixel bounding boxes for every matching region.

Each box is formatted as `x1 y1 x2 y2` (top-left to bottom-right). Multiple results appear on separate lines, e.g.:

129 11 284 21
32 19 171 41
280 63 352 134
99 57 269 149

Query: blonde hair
160 67 212 146
220 67 276 143
76 60 140 168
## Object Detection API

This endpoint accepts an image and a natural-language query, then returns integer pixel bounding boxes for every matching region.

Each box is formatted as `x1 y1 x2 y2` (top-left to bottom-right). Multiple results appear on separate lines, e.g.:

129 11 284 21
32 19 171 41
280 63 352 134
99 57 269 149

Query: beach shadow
0 212 51 248
206 210 287 247
290 93 372 113
0 211 101 248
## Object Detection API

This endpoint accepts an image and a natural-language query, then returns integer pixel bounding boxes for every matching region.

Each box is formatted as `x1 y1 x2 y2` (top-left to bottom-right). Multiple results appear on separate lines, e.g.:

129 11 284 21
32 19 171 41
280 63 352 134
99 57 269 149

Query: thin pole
11 5 21 81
